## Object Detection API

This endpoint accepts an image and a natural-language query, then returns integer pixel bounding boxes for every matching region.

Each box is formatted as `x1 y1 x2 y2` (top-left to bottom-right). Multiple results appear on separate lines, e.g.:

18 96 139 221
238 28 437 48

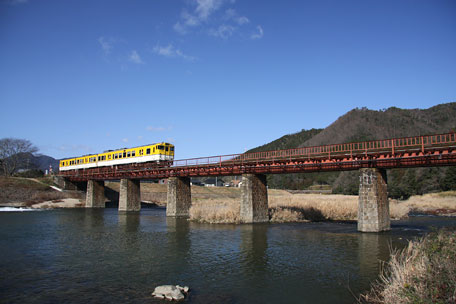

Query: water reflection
165 217 191 281
239 224 268 272
2 210 456 304
83 209 105 229
118 212 140 233
357 233 385 280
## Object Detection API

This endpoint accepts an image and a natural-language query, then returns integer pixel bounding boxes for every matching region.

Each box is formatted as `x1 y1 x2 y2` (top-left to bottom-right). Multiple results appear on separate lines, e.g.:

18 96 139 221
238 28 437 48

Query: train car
59 142 174 172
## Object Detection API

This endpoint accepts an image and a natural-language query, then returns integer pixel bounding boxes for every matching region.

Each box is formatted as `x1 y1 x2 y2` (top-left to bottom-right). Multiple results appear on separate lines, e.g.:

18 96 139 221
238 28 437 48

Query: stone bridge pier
358 168 390 232
119 179 141 212
85 179 140 211
240 174 269 223
165 174 270 223
86 180 105 208
166 177 191 217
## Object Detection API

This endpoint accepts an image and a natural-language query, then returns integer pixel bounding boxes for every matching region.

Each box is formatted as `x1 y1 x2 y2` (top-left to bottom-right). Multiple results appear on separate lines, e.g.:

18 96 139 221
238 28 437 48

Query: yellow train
59 142 174 171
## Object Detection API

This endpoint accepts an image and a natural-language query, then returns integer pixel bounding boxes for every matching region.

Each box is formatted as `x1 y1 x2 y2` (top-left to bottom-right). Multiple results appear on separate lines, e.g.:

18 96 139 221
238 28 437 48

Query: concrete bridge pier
119 179 141 212
358 168 390 232
240 174 269 223
86 180 106 208
166 177 191 217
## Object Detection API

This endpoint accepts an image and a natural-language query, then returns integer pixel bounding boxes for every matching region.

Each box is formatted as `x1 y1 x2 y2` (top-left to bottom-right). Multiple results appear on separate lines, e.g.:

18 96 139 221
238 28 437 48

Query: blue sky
1 0 455 160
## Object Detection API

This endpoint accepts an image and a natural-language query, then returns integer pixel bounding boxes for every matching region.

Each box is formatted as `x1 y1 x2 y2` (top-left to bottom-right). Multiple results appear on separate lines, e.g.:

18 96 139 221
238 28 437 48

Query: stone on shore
152 285 189 301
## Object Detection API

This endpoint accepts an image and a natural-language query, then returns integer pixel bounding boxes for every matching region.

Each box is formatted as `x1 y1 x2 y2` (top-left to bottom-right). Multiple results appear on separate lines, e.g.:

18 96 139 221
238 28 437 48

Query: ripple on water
1 209 455 304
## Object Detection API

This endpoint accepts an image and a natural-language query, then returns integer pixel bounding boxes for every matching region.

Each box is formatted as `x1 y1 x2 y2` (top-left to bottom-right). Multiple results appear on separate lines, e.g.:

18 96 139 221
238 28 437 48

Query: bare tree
0 138 38 177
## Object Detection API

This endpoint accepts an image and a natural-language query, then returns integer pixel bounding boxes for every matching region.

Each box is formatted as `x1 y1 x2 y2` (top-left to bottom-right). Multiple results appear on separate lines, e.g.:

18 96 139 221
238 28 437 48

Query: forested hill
246 102 456 197
300 102 456 147
248 128 323 153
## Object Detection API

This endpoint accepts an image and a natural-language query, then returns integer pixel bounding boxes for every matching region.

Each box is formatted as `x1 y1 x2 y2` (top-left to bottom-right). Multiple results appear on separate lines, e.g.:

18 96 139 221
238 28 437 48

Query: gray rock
152 285 188 301
176 285 190 293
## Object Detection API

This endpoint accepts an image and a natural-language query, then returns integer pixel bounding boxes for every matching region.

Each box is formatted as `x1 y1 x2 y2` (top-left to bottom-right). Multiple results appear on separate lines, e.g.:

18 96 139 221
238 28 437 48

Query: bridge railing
170 132 456 168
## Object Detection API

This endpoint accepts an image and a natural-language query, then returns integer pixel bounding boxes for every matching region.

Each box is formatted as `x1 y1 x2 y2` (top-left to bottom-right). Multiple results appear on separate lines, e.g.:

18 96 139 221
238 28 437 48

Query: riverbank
189 190 456 223
0 177 85 209
360 228 456 303
2 178 454 221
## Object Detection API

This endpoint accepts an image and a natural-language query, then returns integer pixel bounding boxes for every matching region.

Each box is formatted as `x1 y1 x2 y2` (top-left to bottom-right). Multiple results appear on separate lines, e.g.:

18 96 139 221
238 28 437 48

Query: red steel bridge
61 132 456 182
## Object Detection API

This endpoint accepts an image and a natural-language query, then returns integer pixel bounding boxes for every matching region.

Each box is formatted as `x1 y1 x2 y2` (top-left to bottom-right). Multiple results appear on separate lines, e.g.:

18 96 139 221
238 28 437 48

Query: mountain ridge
247 102 456 197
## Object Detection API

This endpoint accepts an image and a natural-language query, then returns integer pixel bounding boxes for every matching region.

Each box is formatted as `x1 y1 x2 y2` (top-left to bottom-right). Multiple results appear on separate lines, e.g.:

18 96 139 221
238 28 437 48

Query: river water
1 207 455 304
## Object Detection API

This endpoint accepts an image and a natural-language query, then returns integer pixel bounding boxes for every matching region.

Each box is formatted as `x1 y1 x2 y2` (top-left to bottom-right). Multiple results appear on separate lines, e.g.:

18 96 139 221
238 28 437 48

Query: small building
204 178 224 187
191 178 203 186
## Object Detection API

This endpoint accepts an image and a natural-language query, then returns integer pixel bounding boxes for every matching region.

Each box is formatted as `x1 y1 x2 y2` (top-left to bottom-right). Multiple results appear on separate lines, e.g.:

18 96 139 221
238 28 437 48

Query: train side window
139 149 143 156
127 152 131 157
132 151 136 157
123 152 126 158
146 148 150 155
170 147 174 152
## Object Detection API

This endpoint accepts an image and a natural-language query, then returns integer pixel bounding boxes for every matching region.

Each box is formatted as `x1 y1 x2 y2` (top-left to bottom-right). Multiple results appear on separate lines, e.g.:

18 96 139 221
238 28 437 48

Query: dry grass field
103 182 455 223
187 187 456 224
189 192 410 223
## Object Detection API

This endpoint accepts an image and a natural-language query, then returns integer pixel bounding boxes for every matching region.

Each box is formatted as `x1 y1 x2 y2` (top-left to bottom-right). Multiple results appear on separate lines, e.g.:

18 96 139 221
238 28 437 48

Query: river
1 207 455 303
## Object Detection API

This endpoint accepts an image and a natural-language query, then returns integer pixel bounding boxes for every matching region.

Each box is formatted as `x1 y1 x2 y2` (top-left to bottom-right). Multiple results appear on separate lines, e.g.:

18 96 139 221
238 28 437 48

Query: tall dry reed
190 198 241 223
360 229 456 303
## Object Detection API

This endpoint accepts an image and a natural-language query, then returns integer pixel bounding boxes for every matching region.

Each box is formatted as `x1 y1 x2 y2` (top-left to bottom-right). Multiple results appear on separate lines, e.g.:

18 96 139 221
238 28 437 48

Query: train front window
165 147 169 152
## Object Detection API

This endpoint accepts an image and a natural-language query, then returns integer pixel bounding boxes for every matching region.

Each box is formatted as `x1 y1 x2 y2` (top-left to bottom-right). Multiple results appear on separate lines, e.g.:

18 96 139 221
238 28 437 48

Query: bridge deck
61 132 456 181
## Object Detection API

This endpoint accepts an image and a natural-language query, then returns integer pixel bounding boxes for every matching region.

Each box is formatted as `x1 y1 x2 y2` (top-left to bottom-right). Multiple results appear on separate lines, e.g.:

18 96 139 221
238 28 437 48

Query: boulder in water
152 285 189 301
